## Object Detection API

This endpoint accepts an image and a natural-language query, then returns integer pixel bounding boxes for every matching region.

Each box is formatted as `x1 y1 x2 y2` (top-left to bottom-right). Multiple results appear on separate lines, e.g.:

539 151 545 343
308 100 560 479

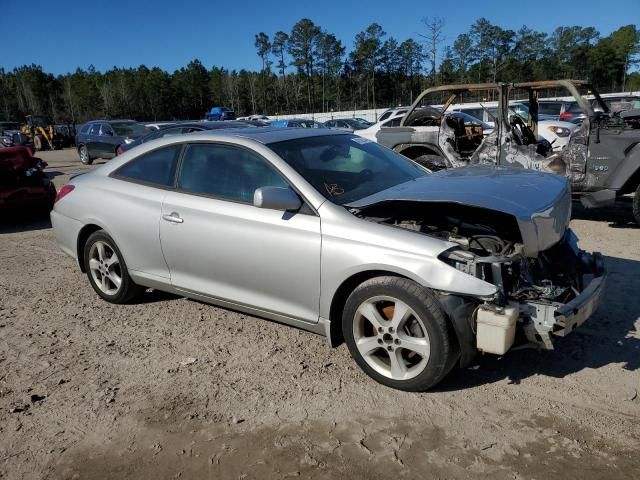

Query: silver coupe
51 128 605 391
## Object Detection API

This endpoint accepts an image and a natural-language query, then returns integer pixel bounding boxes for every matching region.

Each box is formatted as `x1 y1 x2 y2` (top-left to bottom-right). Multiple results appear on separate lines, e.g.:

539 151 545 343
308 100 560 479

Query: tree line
1 18 638 124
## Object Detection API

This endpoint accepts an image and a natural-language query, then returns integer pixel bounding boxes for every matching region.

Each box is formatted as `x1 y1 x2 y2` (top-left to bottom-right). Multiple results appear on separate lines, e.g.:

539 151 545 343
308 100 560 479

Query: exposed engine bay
355 201 580 304
353 200 605 354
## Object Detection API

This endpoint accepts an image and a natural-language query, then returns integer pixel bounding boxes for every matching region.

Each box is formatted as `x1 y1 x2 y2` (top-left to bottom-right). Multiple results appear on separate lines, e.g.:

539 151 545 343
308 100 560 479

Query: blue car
205 107 236 121
270 118 327 129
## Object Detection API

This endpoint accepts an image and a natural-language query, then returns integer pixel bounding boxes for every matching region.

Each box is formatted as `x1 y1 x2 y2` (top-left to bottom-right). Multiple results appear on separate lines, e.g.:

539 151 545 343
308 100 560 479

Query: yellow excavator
21 115 60 151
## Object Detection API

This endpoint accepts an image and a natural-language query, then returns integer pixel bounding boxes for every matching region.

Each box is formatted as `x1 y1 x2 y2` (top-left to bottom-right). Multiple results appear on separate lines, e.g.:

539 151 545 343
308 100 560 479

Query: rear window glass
111 122 146 138
566 103 583 113
80 124 91 134
114 144 181 187
538 103 562 116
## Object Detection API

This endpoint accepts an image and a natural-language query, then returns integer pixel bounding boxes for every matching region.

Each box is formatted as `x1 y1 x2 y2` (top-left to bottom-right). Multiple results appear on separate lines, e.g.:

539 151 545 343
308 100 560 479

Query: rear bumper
522 252 606 349
50 209 84 265
0 180 55 212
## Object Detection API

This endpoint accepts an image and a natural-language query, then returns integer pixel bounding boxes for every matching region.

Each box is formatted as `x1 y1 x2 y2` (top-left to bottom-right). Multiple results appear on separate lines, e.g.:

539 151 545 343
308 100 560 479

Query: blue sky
3 0 639 75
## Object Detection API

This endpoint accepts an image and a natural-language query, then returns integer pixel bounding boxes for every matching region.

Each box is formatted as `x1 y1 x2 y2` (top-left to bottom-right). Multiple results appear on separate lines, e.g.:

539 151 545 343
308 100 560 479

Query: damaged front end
349 171 606 361
439 229 605 352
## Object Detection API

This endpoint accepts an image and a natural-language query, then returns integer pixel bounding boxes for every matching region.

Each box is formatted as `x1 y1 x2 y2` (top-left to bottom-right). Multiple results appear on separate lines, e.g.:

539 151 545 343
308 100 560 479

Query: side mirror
253 187 302 212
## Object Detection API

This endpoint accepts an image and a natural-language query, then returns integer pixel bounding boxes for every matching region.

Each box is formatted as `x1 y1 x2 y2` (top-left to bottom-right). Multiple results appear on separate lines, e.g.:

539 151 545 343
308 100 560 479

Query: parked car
205 107 236 121
270 119 328 129
0 121 21 136
352 117 373 127
117 121 253 154
597 95 640 112
0 122 30 148
560 95 640 125
247 114 271 122
144 122 177 131
377 107 409 123
354 110 410 142
0 146 55 216
377 80 640 225
558 102 587 124
324 118 369 131
527 100 577 121
76 120 146 165
50 128 605 391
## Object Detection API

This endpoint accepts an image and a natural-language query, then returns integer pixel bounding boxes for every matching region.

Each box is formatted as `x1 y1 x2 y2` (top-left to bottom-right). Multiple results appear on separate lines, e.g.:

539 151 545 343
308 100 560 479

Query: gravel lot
1 149 639 479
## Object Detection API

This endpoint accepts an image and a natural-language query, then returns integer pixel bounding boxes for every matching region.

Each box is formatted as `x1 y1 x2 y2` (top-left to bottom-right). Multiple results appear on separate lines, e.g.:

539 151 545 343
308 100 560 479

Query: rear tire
633 184 640 227
33 135 43 151
79 145 93 165
342 276 455 392
83 230 144 304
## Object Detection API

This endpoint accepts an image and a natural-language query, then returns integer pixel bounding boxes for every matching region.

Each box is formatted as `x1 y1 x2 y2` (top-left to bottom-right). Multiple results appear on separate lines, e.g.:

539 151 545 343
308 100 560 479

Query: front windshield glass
111 122 146 138
269 135 427 205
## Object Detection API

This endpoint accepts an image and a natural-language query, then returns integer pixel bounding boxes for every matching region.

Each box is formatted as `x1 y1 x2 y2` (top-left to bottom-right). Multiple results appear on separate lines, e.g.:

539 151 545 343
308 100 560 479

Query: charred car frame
377 80 640 225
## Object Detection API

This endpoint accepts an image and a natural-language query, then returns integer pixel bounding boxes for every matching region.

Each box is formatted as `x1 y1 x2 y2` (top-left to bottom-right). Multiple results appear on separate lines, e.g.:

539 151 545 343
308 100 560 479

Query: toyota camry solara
51 128 606 391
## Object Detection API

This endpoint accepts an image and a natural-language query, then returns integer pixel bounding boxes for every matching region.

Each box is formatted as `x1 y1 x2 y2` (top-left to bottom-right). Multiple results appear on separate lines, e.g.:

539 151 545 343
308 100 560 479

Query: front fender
604 142 640 191
319 239 497 319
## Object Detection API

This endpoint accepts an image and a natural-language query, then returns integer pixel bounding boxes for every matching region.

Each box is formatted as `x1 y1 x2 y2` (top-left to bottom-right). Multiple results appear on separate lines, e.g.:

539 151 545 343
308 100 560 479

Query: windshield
111 122 146 138
269 135 427 205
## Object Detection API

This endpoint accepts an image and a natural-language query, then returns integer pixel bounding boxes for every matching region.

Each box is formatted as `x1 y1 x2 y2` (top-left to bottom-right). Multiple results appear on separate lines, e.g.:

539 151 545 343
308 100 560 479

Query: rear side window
114 144 182 187
89 124 101 135
80 124 91 134
100 124 114 136
177 143 288 203
538 102 562 116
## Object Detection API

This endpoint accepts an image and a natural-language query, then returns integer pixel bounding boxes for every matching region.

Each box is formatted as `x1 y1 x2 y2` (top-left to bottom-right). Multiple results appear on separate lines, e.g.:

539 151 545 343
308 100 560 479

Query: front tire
83 230 143 303
342 276 455 392
79 145 93 165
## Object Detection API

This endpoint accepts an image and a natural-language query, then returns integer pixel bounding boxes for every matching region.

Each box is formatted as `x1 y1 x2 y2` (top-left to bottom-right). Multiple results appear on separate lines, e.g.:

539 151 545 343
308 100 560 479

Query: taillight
116 145 125 155
55 185 75 203
559 112 572 120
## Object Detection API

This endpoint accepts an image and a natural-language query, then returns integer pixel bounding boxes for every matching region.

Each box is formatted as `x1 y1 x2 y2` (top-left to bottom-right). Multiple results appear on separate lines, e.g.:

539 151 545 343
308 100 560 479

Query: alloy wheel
352 295 431 381
88 241 122 296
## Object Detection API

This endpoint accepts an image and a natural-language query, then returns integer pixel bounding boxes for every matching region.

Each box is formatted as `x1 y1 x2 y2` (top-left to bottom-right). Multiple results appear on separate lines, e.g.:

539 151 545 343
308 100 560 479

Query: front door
159 142 321 323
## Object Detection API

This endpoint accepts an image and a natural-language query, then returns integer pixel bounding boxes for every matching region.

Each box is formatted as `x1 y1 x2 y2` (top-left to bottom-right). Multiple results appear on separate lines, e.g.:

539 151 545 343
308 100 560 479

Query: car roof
183 126 348 144
85 119 138 124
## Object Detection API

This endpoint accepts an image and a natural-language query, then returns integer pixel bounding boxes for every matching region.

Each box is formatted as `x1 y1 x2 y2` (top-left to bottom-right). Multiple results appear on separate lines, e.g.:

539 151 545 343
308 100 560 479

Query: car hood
347 166 572 256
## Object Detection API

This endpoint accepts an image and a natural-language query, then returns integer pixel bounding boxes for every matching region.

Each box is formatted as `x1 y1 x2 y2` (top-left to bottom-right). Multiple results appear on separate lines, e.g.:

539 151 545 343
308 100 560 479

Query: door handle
162 212 183 224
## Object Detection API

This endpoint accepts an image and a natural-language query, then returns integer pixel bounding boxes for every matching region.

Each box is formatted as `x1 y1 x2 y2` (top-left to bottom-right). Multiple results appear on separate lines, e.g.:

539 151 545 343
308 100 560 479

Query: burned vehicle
51 128 605 391
376 83 555 173
377 80 640 225
0 146 56 216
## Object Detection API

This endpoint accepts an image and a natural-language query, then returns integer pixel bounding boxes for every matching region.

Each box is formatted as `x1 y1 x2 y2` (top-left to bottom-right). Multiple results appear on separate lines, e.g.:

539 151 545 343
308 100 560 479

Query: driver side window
177 143 289 204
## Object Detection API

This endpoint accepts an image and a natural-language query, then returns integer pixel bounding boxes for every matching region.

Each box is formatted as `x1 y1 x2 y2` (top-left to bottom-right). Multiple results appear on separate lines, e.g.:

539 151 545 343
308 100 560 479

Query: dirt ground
1 149 639 480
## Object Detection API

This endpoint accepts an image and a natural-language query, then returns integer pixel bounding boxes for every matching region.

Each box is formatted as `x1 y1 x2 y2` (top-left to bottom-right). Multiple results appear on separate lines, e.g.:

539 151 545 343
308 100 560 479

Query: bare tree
420 17 445 85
